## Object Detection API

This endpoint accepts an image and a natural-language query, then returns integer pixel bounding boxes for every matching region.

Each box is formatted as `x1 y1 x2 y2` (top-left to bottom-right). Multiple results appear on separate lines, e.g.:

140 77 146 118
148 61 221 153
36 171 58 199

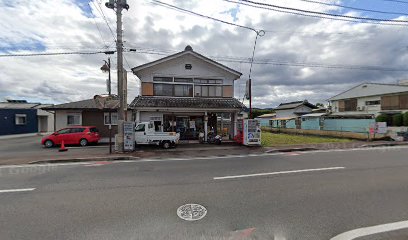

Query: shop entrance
163 114 204 140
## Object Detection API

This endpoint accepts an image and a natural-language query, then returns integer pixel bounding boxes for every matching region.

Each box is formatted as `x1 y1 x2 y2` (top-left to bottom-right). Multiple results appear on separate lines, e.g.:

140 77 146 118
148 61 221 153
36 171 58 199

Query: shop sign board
123 121 135 151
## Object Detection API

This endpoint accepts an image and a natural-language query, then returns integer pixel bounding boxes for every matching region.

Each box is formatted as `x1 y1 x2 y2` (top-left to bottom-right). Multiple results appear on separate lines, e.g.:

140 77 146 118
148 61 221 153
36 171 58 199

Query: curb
264 147 318 153
265 142 408 153
29 156 139 165
360 142 408 148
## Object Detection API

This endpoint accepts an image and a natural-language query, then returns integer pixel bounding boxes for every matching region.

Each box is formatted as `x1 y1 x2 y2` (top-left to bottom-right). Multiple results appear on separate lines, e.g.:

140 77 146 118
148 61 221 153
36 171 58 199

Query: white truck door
134 123 147 144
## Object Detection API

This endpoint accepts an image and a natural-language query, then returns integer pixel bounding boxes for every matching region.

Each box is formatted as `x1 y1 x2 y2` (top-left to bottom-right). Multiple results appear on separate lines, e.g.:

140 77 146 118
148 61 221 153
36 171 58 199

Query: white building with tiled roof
130 45 245 140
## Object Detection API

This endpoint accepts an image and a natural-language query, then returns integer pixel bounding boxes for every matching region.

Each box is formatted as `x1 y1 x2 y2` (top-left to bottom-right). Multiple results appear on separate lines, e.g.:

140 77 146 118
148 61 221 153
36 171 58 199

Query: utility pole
247 30 265 119
105 0 129 152
101 56 112 154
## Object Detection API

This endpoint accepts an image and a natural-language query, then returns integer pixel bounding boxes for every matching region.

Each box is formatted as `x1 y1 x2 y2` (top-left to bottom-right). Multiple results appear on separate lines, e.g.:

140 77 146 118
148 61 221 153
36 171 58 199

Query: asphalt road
0 136 110 165
1 146 408 240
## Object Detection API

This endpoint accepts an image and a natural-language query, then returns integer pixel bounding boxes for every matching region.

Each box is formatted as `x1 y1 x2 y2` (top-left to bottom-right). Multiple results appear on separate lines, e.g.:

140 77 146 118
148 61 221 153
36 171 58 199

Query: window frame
15 114 27 125
67 113 81 126
151 76 225 97
365 100 381 106
104 112 118 125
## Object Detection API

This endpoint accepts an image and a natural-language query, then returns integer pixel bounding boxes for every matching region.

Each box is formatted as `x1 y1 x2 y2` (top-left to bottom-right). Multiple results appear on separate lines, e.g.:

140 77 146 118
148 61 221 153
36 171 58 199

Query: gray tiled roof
130 96 246 109
43 98 119 110
274 101 317 110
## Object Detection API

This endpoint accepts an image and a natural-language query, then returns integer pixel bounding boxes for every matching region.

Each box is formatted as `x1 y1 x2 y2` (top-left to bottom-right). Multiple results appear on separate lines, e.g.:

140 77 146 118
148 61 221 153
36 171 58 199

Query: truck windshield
135 124 145 132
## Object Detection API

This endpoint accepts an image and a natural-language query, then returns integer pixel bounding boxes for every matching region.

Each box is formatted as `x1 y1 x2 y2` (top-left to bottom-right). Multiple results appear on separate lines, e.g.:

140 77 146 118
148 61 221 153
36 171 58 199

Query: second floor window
154 84 173 96
174 85 193 97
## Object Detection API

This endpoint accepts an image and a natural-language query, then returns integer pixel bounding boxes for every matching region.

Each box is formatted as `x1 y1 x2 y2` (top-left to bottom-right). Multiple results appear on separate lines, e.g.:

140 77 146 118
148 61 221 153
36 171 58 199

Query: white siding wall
140 112 163 122
137 54 237 96
55 110 82 130
275 109 298 119
37 109 55 132
330 95 381 114
275 106 313 119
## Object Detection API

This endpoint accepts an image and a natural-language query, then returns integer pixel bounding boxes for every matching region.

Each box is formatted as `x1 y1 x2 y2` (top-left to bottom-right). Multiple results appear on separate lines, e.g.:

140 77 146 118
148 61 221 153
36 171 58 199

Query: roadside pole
105 0 129 153
101 54 114 154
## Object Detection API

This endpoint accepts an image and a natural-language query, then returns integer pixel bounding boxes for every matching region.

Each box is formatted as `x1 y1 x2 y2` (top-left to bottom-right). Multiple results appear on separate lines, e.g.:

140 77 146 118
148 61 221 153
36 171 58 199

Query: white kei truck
134 122 180 149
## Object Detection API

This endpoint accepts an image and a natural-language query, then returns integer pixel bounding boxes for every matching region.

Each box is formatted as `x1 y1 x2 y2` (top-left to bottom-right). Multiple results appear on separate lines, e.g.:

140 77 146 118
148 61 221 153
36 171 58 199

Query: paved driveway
0 136 110 165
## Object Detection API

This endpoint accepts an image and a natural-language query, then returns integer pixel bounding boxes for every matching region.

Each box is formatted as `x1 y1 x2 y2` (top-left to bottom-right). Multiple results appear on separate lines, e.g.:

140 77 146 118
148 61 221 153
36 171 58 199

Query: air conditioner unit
357 107 362 111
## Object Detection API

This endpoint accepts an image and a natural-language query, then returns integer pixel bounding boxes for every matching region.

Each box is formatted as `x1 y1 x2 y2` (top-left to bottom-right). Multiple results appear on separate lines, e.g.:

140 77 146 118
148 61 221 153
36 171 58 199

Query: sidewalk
1 139 407 166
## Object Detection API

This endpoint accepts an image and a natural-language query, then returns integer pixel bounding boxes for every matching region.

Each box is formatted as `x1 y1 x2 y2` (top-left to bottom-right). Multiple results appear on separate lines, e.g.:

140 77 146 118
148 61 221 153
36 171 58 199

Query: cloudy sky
1 0 408 108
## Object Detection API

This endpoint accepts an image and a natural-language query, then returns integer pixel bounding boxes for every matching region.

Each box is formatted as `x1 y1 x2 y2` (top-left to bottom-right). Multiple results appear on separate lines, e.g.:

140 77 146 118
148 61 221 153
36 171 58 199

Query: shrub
376 114 389 123
392 113 403 127
403 112 408 126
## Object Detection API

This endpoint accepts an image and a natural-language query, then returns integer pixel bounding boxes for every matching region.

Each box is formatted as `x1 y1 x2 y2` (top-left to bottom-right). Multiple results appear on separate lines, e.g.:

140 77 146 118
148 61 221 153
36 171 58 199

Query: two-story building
328 82 408 117
130 45 246 140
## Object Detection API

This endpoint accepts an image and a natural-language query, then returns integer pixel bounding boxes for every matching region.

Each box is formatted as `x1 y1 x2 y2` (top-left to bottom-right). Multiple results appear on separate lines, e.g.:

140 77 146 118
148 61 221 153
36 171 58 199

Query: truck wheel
162 141 170 149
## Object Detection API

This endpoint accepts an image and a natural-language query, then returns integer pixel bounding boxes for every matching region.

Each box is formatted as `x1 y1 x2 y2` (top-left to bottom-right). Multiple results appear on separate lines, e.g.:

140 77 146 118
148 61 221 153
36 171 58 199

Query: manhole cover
177 203 207 221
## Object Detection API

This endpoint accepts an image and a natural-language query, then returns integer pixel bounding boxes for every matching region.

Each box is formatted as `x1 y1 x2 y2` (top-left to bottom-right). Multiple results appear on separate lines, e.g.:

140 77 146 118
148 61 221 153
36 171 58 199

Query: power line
149 0 258 32
223 0 408 27
299 0 408 16
92 0 117 41
88 2 109 48
384 0 408 4
0 50 115 57
124 48 408 72
238 0 408 23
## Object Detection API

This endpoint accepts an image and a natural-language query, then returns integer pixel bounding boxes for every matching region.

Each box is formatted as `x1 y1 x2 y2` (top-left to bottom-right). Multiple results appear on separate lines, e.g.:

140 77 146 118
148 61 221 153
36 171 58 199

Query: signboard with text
123 121 135 151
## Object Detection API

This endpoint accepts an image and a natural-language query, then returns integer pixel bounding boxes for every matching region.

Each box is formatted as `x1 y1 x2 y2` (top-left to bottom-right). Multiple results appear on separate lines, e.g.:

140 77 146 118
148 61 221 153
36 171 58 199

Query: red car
42 126 101 148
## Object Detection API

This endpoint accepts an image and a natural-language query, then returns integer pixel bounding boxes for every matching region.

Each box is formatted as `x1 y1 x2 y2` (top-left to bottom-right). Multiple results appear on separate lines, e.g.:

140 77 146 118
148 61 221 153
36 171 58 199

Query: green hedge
392 113 403 127
403 112 408 126
376 114 389 123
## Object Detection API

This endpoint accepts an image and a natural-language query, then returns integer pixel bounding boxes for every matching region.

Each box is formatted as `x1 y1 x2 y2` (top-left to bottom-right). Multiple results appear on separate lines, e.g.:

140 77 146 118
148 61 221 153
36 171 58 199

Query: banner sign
123 121 135 151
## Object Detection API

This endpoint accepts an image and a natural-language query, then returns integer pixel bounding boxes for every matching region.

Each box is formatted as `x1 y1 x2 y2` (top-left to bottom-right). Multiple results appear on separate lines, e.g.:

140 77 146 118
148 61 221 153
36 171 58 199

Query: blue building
0 100 54 136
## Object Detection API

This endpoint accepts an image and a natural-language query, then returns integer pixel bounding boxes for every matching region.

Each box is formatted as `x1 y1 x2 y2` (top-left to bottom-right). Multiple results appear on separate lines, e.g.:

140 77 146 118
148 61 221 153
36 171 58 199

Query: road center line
0 188 36 193
213 167 345 180
330 220 408 240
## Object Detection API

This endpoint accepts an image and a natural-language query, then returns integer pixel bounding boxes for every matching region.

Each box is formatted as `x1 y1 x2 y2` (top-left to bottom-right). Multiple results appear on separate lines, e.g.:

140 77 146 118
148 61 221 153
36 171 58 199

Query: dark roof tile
130 96 246 109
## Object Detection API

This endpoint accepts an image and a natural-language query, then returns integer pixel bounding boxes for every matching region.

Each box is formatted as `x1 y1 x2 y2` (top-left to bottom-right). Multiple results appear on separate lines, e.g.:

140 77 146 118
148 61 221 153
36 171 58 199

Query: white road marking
213 166 345 180
330 220 408 240
0 188 36 193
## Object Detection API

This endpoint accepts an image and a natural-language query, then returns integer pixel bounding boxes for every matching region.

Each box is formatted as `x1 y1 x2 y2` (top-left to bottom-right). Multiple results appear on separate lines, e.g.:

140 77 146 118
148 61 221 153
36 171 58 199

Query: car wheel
162 141 170 149
80 138 88 147
44 140 54 148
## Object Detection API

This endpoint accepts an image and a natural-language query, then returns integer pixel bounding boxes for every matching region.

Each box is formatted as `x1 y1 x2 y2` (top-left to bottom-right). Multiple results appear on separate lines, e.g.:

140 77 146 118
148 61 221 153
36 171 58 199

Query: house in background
0 100 54 136
43 96 131 138
271 100 317 128
130 45 246 140
328 82 408 118
255 113 276 127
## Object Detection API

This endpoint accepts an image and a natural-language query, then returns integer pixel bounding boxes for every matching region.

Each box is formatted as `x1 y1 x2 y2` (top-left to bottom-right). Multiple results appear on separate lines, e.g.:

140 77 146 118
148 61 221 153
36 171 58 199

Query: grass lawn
261 132 352 147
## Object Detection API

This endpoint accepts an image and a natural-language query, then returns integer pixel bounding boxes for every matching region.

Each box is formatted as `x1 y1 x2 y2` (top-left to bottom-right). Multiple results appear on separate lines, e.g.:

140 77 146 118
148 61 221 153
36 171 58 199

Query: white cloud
0 0 407 107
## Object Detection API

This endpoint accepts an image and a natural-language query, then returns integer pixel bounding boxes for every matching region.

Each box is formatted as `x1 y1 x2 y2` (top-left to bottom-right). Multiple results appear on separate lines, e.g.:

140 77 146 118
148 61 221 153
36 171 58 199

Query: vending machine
235 119 261 146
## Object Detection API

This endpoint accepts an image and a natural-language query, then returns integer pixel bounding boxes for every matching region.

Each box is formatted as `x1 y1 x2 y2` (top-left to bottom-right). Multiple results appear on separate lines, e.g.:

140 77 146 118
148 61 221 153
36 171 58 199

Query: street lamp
248 30 265 119
101 57 112 154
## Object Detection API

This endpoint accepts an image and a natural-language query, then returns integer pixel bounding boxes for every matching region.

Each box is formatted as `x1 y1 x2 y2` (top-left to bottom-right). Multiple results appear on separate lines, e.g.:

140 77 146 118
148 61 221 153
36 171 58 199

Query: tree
376 114 389 123
403 112 408 126
315 103 325 107
392 113 403 127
